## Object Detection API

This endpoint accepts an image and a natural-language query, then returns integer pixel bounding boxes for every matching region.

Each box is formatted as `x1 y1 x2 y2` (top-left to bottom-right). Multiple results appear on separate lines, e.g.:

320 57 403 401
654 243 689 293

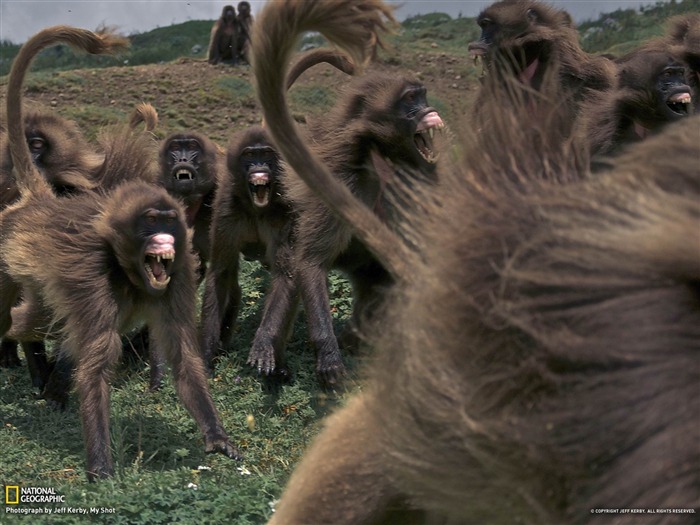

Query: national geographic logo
5 486 19 505
4 485 66 504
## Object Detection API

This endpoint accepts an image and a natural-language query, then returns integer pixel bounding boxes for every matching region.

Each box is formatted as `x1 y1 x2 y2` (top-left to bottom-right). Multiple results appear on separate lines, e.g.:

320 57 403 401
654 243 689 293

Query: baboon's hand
205 435 243 461
247 342 275 375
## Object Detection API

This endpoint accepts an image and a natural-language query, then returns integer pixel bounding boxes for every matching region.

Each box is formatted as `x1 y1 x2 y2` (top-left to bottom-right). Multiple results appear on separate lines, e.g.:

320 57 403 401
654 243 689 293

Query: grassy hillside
2 0 698 76
578 0 700 54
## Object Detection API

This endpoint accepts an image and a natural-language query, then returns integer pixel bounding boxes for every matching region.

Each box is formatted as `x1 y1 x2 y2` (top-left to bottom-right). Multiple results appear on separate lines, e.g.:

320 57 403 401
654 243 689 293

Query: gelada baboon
0 102 160 394
269 115 700 525
0 109 105 387
200 126 297 379
253 0 445 386
200 50 359 378
0 109 101 207
0 102 160 389
158 131 219 273
208 4 238 65
580 49 692 158
468 0 615 127
1 25 241 480
235 1 254 64
254 2 699 523
118 130 220 390
657 13 700 112
115 124 217 390
9 103 166 403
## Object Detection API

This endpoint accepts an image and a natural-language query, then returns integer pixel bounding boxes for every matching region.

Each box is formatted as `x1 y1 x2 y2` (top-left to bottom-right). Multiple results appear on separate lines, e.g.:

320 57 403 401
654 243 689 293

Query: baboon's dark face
161 135 216 221
102 189 187 297
165 138 203 192
131 207 181 296
688 57 700 85
237 142 280 208
468 1 570 86
361 81 444 171
224 6 236 22
656 64 693 118
237 1 250 16
619 53 693 121
667 14 700 111
399 85 444 166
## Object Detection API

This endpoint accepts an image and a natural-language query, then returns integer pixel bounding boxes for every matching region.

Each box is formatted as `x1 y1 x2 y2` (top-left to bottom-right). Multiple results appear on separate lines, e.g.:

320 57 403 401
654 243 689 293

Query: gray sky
0 1 671 45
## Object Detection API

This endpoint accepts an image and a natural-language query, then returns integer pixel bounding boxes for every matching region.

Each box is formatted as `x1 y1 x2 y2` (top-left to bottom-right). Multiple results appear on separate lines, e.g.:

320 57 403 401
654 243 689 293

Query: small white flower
196 465 212 471
186 483 198 490
237 466 251 476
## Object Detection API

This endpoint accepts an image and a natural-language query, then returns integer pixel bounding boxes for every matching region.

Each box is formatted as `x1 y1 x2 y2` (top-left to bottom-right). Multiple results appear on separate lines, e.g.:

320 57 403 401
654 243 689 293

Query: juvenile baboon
235 1 254 64
208 4 239 65
253 0 444 385
580 49 692 158
253 2 699 523
467 0 615 128
200 126 296 379
159 131 219 272
1 25 241 481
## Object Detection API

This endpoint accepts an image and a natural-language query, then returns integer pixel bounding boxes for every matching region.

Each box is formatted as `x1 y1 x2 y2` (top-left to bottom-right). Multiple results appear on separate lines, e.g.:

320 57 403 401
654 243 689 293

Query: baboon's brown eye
479 17 494 30
29 138 45 151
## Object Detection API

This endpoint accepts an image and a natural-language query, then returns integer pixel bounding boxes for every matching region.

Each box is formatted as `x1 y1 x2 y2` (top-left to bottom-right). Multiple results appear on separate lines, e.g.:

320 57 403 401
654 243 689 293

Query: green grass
288 85 337 117
212 77 256 107
0 261 361 524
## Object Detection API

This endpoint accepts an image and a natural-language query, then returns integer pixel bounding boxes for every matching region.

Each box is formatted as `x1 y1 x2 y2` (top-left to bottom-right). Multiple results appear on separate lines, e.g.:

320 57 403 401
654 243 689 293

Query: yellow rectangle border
5 485 20 505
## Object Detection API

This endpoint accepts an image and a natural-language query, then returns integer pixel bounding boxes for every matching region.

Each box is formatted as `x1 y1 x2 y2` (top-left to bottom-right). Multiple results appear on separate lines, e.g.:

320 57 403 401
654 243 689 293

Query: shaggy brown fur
128 102 158 132
580 49 692 158
268 83 700 525
252 2 699 523
0 25 241 480
200 126 297 379
252 0 445 386
0 109 103 387
0 110 101 208
468 0 615 131
1 102 159 388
